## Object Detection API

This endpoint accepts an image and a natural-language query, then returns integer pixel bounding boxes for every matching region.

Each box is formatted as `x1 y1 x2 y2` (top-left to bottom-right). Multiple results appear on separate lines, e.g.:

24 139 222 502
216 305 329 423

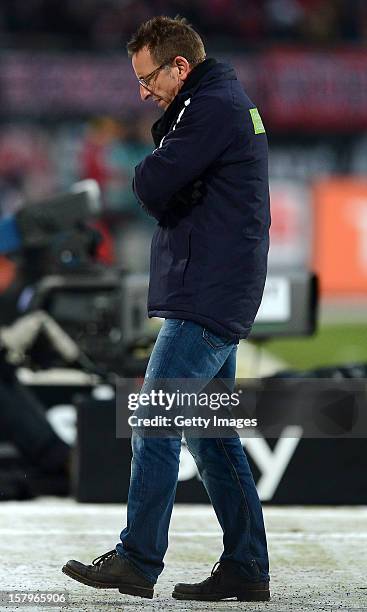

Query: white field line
0 505 366 518
173 507 367 518
1 530 367 539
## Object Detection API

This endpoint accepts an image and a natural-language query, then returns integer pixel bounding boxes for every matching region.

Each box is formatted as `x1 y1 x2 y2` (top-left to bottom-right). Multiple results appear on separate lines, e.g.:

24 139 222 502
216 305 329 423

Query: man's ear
174 56 191 80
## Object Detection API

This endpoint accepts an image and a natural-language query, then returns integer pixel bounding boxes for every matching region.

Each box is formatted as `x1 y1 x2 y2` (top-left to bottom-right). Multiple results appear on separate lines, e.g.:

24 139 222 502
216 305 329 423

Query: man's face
132 46 188 110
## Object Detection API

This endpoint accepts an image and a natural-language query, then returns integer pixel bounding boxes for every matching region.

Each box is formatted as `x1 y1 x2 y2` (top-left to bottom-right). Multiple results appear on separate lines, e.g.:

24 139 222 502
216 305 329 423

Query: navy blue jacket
133 58 271 342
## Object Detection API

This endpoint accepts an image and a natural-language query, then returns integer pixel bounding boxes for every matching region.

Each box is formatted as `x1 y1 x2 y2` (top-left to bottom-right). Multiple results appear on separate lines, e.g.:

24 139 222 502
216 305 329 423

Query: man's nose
140 84 151 101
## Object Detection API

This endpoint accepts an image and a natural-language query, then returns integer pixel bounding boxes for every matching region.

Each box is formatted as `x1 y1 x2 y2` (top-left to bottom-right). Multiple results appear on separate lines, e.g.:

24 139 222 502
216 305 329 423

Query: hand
169 179 205 209
157 180 205 226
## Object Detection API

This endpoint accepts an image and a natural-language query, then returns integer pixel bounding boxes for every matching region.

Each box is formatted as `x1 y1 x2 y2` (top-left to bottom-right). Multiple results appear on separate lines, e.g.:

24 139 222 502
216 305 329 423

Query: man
63 16 271 602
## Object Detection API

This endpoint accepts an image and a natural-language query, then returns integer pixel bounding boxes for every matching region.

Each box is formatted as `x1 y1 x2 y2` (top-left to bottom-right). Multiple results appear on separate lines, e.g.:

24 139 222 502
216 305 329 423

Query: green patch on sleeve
249 108 266 134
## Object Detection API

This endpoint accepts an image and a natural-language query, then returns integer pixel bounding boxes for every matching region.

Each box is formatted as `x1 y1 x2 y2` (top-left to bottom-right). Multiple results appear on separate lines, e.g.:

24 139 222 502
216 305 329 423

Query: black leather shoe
172 561 270 602
62 550 154 599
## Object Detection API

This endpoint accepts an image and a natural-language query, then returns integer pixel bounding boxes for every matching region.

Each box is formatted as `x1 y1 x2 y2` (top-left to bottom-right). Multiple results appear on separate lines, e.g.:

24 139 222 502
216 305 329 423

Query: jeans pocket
202 327 232 349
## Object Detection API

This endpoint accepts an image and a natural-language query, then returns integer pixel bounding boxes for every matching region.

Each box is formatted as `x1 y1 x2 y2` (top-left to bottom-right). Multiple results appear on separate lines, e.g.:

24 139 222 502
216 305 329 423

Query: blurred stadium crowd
0 0 366 276
1 0 367 49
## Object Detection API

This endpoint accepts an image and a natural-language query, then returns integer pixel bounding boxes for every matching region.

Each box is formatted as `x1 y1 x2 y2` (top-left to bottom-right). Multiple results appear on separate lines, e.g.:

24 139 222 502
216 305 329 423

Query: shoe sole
62 565 154 599
172 589 270 602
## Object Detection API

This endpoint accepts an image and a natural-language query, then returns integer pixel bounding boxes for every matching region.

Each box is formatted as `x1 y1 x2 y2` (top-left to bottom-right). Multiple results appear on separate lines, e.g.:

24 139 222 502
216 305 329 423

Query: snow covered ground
1 499 366 611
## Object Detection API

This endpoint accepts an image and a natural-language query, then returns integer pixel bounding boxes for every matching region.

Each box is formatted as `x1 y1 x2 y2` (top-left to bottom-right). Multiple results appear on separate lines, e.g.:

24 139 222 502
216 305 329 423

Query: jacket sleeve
133 94 233 219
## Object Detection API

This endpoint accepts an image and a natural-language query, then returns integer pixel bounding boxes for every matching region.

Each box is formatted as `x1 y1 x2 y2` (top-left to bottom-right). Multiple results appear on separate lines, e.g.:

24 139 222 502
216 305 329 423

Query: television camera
0 181 150 374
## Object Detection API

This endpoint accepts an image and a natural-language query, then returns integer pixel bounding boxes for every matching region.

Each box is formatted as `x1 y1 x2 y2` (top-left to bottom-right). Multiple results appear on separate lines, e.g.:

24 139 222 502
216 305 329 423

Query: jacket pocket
148 226 164 305
182 228 192 286
167 223 193 289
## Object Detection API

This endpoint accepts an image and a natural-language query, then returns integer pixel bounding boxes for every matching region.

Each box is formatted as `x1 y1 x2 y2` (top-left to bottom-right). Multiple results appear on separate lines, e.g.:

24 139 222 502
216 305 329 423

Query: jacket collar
151 58 218 147
178 57 218 97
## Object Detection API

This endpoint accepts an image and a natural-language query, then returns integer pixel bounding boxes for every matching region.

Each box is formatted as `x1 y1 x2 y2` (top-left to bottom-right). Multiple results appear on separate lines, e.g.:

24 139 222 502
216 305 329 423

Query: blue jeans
116 319 269 584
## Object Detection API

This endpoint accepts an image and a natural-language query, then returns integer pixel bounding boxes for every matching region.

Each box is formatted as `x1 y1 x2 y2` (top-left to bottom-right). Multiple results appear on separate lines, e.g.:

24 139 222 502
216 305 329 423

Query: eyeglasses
138 60 172 89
